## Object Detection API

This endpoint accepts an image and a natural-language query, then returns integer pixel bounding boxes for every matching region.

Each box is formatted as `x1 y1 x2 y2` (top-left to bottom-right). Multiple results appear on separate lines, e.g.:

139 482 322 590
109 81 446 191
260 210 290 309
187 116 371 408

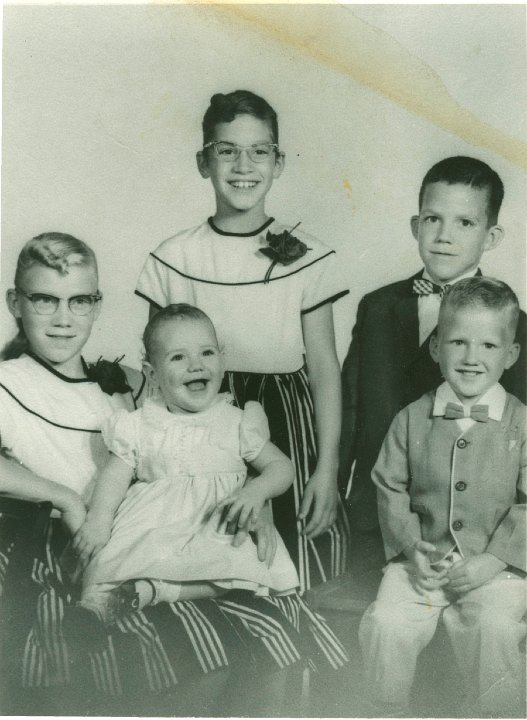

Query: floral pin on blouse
84 356 132 395
260 222 311 283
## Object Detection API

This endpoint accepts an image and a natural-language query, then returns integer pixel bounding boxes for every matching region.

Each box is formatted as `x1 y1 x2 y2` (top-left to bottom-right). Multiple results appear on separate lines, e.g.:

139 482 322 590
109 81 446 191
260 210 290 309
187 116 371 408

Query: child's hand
232 501 277 568
298 468 338 539
217 483 268 531
407 541 450 593
72 514 113 569
446 553 506 594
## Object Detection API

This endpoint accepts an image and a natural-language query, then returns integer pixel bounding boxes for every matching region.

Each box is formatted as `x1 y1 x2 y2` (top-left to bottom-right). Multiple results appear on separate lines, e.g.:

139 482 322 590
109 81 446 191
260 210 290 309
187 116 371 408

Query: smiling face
7 263 100 377
196 114 284 227
430 305 520 406
411 182 503 284
145 317 224 414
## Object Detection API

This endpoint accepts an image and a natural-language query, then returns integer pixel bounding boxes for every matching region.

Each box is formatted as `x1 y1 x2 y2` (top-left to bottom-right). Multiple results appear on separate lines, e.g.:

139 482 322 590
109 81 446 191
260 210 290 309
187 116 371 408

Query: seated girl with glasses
0 232 348 715
136 90 351 594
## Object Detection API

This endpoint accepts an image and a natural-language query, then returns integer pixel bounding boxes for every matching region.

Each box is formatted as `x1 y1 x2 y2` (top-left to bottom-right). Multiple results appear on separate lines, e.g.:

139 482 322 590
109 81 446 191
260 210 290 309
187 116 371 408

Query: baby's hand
407 540 449 593
446 553 506 594
217 484 267 530
232 501 277 568
72 513 113 569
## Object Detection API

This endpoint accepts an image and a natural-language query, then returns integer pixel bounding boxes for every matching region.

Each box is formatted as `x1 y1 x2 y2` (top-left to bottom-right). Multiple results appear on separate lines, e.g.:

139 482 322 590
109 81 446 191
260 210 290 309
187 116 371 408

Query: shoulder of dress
0 357 36 390
150 222 209 257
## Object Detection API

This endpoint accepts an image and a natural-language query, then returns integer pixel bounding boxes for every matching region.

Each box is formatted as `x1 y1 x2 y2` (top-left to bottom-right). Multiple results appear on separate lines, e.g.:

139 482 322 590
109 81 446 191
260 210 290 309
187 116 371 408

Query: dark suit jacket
339 271 527 520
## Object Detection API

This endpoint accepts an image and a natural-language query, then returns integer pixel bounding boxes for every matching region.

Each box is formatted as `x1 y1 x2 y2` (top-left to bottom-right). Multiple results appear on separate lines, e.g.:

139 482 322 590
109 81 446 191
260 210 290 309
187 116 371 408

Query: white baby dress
83 394 299 594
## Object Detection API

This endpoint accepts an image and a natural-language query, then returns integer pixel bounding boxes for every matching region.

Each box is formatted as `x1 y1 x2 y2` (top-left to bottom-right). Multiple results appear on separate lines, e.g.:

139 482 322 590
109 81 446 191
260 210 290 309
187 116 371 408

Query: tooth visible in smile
230 181 257 189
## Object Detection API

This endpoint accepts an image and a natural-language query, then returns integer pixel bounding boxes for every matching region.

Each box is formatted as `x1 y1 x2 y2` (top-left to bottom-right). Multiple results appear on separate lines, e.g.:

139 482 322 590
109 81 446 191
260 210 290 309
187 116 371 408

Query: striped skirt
0 510 348 696
222 368 351 593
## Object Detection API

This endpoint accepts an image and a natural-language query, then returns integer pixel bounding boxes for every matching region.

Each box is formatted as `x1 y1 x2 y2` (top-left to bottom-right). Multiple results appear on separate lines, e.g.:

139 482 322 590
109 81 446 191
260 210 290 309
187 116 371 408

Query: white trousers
359 560 526 714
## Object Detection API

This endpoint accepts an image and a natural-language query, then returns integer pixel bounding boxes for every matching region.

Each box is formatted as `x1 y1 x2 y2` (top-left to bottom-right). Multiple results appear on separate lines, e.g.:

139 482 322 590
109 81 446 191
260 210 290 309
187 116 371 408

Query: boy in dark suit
340 156 526 535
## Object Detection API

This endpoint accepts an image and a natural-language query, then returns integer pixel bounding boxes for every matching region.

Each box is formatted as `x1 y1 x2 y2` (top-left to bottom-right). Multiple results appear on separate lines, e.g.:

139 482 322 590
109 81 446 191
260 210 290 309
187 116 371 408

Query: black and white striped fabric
0 514 348 696
223 368 351 593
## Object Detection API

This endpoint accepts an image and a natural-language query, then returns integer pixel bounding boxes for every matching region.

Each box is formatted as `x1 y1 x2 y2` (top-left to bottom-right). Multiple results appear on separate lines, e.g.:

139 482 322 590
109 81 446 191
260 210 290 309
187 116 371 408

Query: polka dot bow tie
413 278 451 298
444 402 489 422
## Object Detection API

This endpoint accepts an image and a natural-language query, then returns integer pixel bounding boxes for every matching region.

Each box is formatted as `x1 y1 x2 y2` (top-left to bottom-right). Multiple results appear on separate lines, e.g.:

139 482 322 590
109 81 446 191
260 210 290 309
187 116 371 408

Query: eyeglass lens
25 293 99 316
211 143 276 162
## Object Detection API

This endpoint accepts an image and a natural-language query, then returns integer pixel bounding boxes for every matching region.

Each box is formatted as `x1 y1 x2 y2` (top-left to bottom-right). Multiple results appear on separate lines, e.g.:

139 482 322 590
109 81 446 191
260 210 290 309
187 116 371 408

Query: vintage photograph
0 3 525 717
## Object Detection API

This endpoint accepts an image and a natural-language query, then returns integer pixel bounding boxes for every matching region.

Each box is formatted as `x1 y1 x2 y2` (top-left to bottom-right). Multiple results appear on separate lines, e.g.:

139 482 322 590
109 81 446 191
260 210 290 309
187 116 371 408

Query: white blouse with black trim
136 218 349 374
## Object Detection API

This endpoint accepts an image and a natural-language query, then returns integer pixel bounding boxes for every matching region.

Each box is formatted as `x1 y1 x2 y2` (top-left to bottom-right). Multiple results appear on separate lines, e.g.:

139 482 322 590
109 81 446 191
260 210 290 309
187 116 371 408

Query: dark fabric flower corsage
260 222 310 283
84 356 132 396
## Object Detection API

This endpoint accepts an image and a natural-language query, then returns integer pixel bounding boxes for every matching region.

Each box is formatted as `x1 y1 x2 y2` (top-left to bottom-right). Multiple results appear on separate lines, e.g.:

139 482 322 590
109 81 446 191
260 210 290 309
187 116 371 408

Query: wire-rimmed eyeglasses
203 141 279 163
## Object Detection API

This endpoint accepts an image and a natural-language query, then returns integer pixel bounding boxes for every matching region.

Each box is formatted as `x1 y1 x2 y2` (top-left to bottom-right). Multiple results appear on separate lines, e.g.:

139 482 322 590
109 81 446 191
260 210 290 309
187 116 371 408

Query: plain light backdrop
1 4 525 368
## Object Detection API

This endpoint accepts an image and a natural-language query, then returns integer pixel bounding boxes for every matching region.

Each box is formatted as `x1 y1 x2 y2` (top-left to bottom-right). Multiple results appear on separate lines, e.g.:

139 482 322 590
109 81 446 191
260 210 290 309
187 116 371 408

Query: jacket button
455 481 467 491
456 438 468 449
452 520 463 531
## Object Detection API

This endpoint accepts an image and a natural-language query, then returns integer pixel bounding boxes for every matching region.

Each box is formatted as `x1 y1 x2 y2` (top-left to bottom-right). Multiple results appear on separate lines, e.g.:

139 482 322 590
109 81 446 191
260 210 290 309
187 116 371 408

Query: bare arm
299 303 341 538
0 454 86 534
73 453 134 567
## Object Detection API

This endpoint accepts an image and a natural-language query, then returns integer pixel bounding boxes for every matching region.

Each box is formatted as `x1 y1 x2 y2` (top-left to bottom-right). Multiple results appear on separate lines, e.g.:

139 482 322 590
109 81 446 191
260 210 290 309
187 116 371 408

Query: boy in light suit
340 156 526 533
359 277 526 716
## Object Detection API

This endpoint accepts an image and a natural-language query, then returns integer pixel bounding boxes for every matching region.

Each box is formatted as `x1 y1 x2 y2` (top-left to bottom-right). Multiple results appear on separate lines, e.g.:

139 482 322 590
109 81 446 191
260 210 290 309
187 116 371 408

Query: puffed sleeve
101 409 139 469
300 239 349 313
240 401 271 463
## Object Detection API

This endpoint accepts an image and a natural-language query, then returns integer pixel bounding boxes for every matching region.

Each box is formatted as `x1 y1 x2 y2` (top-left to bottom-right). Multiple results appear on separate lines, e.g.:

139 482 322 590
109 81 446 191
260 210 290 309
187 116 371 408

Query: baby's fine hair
143 303 216 362
440 277 520 339
2 232 98 361
419 156 504 226
202 90 279 146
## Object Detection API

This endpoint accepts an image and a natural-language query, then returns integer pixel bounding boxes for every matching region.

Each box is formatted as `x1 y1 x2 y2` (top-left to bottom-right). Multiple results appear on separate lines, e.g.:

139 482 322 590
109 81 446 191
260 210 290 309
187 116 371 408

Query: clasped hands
407 540 507 595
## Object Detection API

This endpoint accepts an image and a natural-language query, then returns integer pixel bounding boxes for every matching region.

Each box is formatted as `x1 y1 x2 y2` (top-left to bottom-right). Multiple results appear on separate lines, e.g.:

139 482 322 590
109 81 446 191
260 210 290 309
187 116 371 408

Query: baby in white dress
73 304 299 622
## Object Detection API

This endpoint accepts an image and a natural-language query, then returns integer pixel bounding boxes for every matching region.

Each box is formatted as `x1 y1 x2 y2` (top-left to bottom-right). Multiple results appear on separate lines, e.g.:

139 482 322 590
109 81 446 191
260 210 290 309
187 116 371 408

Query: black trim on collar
207 217 275 237
133 372 147 408
0 382 101 434
26 352 92 384
148 250 336 287
135 289 162 309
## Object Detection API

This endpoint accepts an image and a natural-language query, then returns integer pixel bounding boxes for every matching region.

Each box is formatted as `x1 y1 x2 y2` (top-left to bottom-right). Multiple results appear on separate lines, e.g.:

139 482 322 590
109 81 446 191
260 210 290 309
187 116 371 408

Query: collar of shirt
417 268 480 346
433 381 506 422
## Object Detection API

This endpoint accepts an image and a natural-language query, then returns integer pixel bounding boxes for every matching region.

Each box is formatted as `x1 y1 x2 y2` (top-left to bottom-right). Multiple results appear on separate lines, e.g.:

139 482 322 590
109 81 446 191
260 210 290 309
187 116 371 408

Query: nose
233 148 252 172
436 220 453 243
187 353 204 372
52 299 73 325
463 342 479 365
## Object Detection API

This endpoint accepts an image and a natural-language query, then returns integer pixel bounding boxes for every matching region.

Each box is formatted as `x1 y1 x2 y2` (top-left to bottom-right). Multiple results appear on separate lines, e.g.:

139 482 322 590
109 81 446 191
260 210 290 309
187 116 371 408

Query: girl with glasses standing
136 90 351 594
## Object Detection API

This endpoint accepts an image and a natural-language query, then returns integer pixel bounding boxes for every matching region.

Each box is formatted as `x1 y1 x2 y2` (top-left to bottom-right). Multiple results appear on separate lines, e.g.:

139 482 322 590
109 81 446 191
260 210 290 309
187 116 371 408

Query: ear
142 361 160 390
504 342 520 370
273 151 285 180
6 289 21 318
196 150 210 179
483 224 504 252
410 215 419 241
429 332 440 364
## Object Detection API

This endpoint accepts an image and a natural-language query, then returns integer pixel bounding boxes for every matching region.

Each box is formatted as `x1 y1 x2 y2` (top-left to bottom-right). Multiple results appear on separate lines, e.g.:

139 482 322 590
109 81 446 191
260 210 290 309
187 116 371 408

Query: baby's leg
443 571 526 716
359 561 448 715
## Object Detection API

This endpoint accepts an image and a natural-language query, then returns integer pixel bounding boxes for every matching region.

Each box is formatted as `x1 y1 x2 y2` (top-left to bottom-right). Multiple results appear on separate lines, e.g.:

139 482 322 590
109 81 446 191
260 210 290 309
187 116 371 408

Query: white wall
1 4 525 368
